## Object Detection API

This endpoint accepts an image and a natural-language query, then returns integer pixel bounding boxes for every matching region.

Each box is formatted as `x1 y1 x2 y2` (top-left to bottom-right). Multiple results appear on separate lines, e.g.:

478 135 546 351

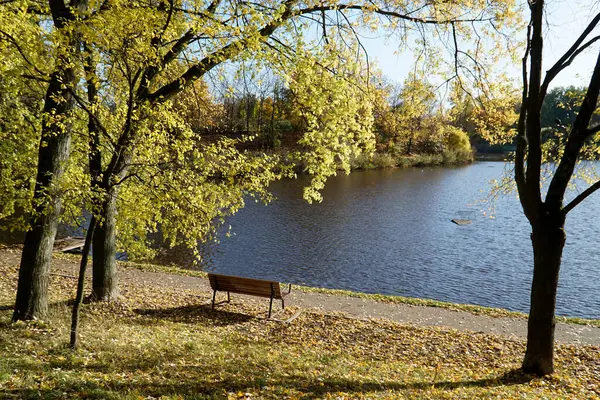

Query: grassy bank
0 261 599 399
271 148 474 174
86 255 600 328
349 151 474 170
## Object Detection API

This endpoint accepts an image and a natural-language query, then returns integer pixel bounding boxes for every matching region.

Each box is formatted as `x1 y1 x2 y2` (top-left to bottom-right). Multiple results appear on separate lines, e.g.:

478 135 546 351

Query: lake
194 161 600 319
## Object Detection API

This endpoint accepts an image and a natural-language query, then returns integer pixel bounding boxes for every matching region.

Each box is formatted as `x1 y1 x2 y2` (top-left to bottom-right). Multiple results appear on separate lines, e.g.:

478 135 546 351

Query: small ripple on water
193 163 600 319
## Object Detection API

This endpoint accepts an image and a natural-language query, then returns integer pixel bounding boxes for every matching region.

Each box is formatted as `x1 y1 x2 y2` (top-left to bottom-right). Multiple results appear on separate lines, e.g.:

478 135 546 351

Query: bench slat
208 274 284 299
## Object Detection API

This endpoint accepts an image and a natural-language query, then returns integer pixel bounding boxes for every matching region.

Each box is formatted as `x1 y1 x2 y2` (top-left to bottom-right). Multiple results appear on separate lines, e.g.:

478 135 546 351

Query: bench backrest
208 274 283 299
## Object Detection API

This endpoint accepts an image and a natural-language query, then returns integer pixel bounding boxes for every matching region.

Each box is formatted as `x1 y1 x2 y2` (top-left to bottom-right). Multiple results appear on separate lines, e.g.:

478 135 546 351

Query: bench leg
227 292 230 303
268 296 273 318
212 290 217 309
281 298 285 309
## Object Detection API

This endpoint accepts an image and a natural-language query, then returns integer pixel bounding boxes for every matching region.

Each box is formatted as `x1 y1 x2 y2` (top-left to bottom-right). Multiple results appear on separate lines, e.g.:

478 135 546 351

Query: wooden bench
207 273 292 318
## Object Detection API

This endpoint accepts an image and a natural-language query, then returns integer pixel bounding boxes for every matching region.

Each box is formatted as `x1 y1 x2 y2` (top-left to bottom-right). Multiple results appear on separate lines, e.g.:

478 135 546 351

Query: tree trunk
12 72 74 321
522 220 565 375
91 187 120 301
70 216 96 349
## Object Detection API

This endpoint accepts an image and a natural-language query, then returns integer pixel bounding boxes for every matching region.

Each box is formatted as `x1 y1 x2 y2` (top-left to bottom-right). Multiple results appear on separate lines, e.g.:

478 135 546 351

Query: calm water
196 162 600 319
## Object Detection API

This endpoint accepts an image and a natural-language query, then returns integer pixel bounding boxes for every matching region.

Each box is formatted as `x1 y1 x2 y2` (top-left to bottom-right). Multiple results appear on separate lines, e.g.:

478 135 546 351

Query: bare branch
562 179 600 215
540 12 600 99
546 49 600 209
297 4 494 25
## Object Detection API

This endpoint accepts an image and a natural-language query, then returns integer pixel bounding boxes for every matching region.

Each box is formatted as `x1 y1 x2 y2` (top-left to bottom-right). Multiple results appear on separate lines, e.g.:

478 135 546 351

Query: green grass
293 286 600 328
0 262 599 399
69 255 598 328
349 150 474 171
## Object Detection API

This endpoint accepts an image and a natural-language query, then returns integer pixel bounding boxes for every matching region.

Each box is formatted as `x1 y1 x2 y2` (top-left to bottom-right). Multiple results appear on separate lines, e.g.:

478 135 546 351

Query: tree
0 29 43 230
515 1 600 375
74 0 521 298
396 73 437 154
5 0 520 320
4 0 89 321
173 79 224 135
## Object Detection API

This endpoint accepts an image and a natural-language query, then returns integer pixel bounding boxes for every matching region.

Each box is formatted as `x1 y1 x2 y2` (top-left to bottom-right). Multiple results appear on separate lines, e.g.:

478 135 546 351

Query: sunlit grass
0 262 598 399
54 253 600 328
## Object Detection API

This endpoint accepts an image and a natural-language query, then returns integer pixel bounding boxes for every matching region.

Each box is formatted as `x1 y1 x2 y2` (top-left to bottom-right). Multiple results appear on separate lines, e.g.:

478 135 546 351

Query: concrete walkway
1 248 595 346
47 259 600 346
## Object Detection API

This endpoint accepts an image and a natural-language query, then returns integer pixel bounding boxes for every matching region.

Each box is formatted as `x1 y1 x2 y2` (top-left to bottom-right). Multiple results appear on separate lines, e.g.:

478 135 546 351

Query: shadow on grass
133 304 254 327
1 368 536 399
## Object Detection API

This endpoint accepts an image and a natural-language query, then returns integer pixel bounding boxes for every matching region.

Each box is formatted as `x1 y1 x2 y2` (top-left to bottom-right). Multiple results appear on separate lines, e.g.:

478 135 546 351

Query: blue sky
360 0 600 89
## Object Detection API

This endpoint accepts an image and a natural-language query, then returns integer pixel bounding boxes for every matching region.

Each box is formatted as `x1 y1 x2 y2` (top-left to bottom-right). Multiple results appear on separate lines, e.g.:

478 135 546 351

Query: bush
443 126 473 163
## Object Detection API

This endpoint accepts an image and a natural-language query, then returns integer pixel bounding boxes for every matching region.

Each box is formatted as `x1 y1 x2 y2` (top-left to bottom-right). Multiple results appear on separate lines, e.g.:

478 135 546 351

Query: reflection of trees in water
1 210 216 270
0 216 81 245
148 241 216 271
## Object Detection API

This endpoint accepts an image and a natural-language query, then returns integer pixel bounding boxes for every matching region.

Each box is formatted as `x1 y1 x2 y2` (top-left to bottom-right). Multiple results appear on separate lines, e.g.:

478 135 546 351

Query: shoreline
2 246 598 328
2 251 599 398
51 251 600 328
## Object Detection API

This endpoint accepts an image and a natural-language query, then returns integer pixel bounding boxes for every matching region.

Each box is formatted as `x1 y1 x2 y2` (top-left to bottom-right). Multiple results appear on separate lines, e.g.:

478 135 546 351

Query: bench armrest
280 283 292 297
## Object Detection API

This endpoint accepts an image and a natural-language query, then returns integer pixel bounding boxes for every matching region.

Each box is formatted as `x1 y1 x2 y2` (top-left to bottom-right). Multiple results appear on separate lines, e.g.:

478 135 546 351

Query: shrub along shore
349 149 474 170
1 250 599 399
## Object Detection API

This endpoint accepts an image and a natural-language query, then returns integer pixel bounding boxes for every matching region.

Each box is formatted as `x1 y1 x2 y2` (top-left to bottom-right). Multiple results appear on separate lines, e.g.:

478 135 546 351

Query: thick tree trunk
522 220 565 375
91 187 119 301
13 202 62 321
12 72 74 321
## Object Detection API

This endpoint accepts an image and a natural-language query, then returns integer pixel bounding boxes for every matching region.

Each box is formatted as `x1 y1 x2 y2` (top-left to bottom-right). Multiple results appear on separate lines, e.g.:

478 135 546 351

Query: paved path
49 259 600 346
2 249 598 346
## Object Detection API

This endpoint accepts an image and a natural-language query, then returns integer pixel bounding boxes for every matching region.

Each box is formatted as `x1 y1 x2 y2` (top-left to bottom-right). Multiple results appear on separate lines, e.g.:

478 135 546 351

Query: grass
55 253 600 328
0 261 599 399
349 150 474 171
293 286 600 328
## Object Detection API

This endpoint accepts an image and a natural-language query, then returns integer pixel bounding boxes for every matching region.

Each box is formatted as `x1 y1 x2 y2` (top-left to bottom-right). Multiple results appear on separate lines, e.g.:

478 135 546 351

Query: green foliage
0 0 523 258
540 86 587 130
286 41 376 202
0 7 47 229
449 80 520 147
539 86 600 163
443 125 473 163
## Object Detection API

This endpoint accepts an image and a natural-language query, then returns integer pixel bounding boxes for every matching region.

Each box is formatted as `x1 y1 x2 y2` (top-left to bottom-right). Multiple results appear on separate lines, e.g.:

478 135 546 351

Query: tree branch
68 88 113 147
540 12 600 100
523 0 544 212
546 49 600 209
516 21 532 220
297 4 494 25
146 0 297 103
585 123 600 137
562 179 600 215
146 0 498 103
0 30 48 77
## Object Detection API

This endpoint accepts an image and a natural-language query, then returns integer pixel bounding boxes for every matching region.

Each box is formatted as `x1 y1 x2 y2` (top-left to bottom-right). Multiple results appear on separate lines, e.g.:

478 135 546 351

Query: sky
359 0 600 90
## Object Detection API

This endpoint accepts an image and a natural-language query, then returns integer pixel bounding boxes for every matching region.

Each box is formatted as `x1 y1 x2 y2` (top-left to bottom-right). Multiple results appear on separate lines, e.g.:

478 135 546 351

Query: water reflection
3 162 599 318
195 162 600 319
